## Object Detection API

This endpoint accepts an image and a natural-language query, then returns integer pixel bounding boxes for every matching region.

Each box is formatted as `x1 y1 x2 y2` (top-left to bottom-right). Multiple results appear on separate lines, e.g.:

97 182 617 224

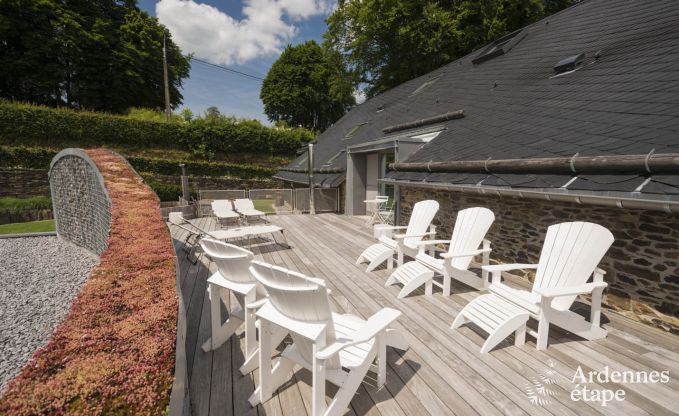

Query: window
472 29 527 65
410 76 440 97
323 150 345 167
295 155 308 167
378 153 395 199
344 123 367 140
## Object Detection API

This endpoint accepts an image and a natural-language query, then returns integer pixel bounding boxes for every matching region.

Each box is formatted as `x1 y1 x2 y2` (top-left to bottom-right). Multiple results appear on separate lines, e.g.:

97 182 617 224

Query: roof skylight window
323 150 345 166
472 29 527 65
409 76 440 97
344 122 367 139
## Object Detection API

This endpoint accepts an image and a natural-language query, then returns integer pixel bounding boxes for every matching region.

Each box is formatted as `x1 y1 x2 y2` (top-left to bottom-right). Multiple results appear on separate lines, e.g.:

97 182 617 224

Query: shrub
0 196 52 213
145 179 196 202
0 149 178 415
0 146 276 178
0 100 315 156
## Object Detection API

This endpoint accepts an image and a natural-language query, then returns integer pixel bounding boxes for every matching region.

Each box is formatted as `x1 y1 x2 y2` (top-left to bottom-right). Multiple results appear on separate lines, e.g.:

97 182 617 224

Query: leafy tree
0 0 190 113
260 40 355 131
325 0 573 97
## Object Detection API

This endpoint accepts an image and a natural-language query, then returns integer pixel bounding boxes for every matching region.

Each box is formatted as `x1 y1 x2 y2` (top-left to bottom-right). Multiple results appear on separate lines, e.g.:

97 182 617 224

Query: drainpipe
179 163 189 203
308 143 316 214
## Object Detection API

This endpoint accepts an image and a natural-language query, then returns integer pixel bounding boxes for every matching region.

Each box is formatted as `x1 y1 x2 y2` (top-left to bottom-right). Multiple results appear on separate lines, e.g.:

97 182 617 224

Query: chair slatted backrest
234 199 255 211
533 222 614 311
200 239 255 284
212 200 234 212
250 261 340 368
447 207 495 270
403 200 440 249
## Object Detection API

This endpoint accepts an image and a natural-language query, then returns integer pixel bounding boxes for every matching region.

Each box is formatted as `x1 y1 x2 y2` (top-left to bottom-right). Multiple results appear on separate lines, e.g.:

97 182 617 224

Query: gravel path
0 236 99 392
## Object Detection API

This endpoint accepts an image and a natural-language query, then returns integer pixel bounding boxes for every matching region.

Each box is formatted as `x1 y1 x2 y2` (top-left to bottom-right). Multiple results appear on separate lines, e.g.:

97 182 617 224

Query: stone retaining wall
49 149 111 255
144 173 284 191
0 169 50 197
0 209 52 225
399 186 679 332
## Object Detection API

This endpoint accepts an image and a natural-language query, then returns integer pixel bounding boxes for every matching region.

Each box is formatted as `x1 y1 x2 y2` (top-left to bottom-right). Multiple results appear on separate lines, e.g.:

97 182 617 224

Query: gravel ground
0 236 99 392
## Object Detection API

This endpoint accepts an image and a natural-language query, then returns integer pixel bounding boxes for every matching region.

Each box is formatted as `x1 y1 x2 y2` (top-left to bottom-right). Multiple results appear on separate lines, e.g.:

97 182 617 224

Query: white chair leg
324 349 376 416
202 286 244 352
312 334 327 416
376 333 386 388
240 325 287 375
515 323 526 347
536 314 550 351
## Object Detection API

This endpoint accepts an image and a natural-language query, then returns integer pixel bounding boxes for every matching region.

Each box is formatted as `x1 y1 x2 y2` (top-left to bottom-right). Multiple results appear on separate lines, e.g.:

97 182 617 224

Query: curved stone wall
49 149 111 255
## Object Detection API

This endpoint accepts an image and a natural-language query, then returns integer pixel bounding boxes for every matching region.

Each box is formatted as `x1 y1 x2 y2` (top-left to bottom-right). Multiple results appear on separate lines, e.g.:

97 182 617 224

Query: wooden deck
170 214 679 416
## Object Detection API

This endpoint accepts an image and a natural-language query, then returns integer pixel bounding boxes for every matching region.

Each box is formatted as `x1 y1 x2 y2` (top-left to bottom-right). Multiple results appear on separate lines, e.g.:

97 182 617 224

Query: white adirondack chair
452 221 614 352
233 198 266 223
199 239 287 374
211 200 240 226
356 200 439 272
248 261 404 416
386 207 495 298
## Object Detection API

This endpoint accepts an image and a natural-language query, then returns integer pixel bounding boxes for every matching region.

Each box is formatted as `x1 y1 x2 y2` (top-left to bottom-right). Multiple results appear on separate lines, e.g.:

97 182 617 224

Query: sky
138 0 335 123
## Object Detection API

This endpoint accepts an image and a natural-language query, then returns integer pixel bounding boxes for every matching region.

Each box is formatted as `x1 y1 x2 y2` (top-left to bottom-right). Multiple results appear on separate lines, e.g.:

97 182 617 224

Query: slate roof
274 0 679 198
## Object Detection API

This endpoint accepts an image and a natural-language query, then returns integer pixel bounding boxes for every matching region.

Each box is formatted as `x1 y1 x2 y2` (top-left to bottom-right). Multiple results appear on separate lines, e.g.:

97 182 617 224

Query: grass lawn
252 199 276 214
0 220 55 235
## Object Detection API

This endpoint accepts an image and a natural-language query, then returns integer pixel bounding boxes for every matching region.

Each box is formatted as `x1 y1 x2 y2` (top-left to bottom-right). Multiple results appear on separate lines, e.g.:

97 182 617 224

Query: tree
0 0 190 113
260 40 355 131
325 0 573 97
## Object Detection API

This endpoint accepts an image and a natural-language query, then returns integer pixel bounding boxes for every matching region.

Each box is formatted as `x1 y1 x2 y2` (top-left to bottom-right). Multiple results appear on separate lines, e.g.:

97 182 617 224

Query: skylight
410 76 440 97
323 150 345 166
344 122 368 139
472 29 527 65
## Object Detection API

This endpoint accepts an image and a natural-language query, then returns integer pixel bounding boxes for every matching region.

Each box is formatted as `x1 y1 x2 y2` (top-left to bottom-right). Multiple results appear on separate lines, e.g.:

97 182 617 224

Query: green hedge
0 146 276 178
0 196 52 213
127 156 275 179
144 180 196 202
0 101 315 156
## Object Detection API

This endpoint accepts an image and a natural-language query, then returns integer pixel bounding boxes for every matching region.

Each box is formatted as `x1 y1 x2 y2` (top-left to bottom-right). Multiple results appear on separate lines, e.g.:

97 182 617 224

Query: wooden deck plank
168 213 679 416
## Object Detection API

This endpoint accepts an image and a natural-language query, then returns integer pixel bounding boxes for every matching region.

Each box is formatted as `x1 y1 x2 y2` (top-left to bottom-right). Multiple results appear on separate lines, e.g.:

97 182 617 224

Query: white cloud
157 0 333 65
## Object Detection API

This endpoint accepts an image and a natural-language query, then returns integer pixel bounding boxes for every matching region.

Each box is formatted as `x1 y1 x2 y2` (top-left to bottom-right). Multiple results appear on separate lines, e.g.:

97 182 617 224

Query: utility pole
162 36 171 122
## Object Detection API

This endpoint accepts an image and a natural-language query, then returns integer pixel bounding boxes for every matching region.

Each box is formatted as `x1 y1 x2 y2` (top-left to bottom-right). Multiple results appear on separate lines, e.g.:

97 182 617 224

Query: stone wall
49 149 111 255
0 169 50 197
145 173 284 190
399 185 679 332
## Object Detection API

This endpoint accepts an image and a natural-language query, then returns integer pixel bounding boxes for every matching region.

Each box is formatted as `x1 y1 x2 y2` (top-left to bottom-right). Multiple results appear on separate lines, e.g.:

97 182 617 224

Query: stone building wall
0 169 50 197
399 185 679 332
49 149 111 255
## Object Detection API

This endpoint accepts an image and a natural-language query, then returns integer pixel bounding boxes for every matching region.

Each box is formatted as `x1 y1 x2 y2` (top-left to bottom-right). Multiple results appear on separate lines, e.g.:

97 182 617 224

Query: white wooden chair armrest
440 248 492 259
482 263 539 272
483 263 539 285
245 298 269 310
379 225 408 231
393 231 436 240
416 240 450 247
315 308 401 360
534 281 608 299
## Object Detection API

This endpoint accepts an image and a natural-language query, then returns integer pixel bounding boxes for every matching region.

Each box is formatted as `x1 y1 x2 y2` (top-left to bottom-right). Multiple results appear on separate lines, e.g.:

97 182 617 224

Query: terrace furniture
168 212 209 264
452 221 614 352
356 200 439 272
199 239 287 374
209 224 288 248
248 261 405 416
386 207 495 298
211 199 240 227
233 198 267 223
375 198 394 225
363 195 389 225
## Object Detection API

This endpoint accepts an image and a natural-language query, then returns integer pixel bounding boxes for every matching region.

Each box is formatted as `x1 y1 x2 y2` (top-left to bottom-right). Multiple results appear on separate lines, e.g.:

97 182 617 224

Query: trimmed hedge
144 179 196 202
0 196 52 213
0 149 178 414
0 100 315 156
0 146 276 178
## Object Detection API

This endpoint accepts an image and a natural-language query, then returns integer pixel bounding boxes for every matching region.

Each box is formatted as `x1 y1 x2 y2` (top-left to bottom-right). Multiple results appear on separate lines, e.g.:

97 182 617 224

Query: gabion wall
49 149 111 255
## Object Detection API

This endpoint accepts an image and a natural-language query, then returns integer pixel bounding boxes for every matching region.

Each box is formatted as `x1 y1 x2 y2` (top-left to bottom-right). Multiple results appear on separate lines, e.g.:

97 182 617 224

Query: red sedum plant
0 149 178 415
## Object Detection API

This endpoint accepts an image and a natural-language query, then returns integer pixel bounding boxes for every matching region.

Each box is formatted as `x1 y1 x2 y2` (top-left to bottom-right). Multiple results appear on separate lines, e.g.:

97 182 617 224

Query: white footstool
452 294 530 354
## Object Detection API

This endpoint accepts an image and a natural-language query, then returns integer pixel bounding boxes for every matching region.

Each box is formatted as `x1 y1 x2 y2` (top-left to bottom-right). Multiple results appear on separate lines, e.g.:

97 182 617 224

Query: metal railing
197 188 339 215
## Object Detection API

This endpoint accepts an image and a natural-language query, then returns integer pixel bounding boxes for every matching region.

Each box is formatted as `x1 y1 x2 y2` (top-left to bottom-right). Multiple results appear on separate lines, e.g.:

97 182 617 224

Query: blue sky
138 0 333 123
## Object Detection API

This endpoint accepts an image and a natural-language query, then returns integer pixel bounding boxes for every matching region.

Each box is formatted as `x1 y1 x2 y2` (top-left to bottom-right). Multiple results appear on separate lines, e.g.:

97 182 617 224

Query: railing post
308 143 316 215
179 163 189 203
